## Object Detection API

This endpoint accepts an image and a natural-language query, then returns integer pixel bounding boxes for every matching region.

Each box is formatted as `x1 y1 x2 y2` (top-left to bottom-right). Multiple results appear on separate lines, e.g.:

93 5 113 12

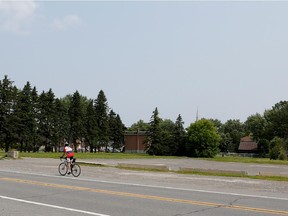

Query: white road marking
1 169 288 201
0 195 110 216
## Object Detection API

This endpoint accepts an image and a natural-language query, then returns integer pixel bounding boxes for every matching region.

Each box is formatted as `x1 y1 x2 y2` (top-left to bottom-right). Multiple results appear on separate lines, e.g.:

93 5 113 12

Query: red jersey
64 146 74 158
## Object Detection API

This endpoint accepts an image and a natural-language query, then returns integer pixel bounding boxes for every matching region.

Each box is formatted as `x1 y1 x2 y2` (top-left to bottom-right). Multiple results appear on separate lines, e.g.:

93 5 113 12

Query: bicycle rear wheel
71 163 81 177
58 162 67 176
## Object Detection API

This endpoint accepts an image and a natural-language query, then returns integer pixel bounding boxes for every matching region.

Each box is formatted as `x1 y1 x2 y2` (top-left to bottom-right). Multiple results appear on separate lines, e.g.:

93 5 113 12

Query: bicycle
58 158 81 177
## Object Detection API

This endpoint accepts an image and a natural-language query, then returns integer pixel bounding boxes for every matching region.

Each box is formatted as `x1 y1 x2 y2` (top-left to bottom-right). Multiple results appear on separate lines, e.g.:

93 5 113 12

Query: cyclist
60 142 74 175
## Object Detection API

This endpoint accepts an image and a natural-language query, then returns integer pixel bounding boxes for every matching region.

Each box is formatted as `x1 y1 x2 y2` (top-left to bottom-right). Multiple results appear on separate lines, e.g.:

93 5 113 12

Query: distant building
124 131 148 153
238 136 258 153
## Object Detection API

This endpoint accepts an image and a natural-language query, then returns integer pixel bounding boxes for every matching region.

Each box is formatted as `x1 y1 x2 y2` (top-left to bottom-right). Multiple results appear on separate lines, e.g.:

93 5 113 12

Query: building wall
124 133 147 153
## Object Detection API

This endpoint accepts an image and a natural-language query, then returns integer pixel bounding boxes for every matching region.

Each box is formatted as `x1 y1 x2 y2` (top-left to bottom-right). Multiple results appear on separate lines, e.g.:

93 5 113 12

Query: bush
269 137 287 160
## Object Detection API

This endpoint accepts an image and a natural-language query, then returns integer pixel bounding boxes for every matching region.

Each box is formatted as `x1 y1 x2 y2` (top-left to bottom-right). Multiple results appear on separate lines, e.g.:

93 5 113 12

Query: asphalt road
1 158 288 216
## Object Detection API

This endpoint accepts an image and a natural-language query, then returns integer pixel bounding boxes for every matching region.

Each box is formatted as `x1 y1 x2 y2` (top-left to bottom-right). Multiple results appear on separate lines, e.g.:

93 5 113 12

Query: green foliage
13 82 36 152
38 89 57 152
173 114 186 156
219 133 233 153
0 75 18 152
128 120 149 131
257 139 269 157
146 108 163 155
68 91 86 150
0 75 125 154
269 137 287 160
264 101 288 140
145 111 187 156
186 119 220 158
109 110 125 152
244 113 266 141
220 119 245 152
84 99 98 152
94 90 109 150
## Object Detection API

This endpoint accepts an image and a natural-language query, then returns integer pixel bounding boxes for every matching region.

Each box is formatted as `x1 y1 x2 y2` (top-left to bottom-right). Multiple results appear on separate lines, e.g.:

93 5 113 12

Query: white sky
1 1 288 127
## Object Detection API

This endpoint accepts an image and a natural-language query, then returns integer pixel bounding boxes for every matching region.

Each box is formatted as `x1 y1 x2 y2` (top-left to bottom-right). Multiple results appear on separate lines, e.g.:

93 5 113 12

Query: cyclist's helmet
64 142 69 147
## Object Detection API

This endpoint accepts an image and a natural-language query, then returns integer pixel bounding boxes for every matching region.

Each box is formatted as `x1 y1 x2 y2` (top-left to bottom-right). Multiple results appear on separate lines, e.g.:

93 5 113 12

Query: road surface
0 158 288 216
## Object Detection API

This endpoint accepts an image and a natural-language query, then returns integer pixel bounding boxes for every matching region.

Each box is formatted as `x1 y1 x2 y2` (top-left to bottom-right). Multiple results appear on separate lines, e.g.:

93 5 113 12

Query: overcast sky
1 1 288 127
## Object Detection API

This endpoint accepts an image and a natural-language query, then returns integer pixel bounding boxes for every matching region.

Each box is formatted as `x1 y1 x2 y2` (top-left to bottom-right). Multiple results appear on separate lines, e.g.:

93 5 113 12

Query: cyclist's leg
66 157 71 174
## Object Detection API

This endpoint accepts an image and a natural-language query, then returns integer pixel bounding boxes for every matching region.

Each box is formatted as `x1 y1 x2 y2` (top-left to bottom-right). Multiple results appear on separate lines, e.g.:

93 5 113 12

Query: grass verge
78 162 288 182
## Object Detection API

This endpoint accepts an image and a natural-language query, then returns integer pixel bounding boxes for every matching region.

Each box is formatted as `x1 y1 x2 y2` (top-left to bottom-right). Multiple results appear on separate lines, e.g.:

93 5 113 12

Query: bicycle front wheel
58 162 67 176
71 163 81 177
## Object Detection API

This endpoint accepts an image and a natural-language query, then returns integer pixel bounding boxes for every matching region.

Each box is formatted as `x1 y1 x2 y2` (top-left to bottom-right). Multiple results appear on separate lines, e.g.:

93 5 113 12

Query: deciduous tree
186 119 220 158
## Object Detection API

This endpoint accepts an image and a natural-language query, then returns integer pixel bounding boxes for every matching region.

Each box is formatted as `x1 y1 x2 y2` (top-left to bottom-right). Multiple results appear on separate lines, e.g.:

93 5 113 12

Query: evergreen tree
85 99 98 152
108 110 125 152
174 114 186 156
54 98 69 151
38 89 56 152
0 75 17 152
146 107 163 155
68 91 85 152
13 82 35 152
159 119 175 155
94 90 109 151
31 86 40 152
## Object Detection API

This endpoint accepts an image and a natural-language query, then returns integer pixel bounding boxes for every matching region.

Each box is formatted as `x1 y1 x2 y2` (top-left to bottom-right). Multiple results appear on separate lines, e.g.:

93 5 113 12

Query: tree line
0 75 125 153
1 75 288 159
130 105 288 160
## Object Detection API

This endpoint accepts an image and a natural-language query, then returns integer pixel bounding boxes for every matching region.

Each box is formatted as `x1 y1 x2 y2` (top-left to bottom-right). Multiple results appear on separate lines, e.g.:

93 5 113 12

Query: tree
186 119 220 158
220 119 245 152
38 89 56 152
31 86 40 152
257 138 269 157
0 75 17 152
68 91 86 151
159 119 175 156
269 137 287 160
108 110 125 152
219 133 233 153
209 118 222 132
128 120 149 131
264 101 288 140
94 90 109 151
13 82 35 152
54 98 69 151
84 99 98 152
146 108 164 155
244 113 266 141
173 114 186 156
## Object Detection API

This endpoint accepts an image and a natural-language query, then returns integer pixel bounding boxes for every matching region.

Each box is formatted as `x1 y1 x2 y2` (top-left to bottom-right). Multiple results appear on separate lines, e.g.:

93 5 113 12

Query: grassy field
0 151 178 160
0 150 288 165
201 155 288 165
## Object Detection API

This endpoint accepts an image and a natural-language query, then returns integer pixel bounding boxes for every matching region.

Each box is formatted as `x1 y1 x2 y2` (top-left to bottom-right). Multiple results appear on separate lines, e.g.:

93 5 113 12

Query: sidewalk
77 158 288 177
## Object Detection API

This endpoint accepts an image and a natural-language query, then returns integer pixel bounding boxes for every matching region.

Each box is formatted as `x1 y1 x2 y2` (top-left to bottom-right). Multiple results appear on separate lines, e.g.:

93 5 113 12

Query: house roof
240 136 253 142
238 141 258 151
238 136 258 151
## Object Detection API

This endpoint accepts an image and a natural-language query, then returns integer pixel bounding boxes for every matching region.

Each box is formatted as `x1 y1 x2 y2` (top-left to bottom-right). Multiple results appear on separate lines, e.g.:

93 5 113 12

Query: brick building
124 131 148 153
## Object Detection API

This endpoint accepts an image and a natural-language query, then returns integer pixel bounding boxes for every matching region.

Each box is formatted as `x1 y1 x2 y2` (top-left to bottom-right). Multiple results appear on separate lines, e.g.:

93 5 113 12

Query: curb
117 163 169 171
179 167 248 176
258 172 288 177
77 161 108 166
